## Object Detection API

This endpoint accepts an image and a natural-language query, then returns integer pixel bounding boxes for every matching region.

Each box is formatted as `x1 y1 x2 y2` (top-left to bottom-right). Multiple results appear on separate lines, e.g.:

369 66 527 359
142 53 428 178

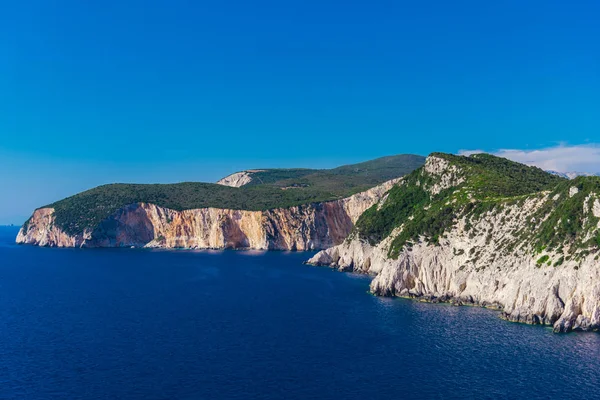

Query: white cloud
458 144 600 174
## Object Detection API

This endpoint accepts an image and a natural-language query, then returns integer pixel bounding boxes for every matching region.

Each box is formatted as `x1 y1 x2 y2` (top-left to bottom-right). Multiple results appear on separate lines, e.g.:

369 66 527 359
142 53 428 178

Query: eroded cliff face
16 178 401 250
308 208 600 332
16 208 91 247
312 215 600 333
308 156 600 333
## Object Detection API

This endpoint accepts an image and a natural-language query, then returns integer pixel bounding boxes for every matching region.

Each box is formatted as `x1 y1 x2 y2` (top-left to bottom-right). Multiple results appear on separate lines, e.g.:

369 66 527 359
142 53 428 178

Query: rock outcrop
308 154 600 333
16 178 401 250
16 208 91 247
216 170 262 187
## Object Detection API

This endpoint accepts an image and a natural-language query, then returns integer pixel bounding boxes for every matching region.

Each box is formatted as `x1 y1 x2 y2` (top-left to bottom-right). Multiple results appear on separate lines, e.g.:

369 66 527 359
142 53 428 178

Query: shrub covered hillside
232 154 427 190
352 152 600 260
30 154 425 235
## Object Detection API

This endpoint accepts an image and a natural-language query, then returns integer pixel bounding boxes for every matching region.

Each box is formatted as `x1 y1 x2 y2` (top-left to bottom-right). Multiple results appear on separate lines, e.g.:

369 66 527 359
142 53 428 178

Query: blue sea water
1 226 600 399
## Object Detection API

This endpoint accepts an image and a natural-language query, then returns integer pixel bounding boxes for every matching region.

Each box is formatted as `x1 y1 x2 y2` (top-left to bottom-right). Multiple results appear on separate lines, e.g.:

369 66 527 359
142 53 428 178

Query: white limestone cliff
307 155 600 332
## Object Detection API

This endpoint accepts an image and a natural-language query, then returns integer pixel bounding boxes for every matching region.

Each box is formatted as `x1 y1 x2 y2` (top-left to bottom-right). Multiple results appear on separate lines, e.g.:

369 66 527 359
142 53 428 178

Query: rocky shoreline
307 239 600 333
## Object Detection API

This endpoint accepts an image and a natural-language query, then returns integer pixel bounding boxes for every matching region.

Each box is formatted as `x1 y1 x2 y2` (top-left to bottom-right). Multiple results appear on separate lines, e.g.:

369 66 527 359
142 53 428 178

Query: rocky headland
308 154 600 332
16 178 401 249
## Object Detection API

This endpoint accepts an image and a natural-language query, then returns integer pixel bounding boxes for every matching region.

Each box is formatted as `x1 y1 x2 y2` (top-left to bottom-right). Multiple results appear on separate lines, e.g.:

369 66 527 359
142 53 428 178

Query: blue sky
1 0 599 224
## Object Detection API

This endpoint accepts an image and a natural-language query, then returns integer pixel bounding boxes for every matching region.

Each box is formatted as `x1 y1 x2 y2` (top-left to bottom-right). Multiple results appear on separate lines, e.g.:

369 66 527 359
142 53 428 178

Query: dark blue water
1 227 600 399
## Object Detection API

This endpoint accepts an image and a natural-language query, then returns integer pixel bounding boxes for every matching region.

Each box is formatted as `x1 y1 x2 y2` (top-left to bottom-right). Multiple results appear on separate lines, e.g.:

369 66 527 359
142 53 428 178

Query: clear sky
1 0 599 224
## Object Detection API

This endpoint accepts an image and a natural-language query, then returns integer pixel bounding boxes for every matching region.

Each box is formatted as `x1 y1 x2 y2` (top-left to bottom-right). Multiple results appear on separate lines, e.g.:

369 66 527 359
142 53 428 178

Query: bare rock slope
216 171 262 187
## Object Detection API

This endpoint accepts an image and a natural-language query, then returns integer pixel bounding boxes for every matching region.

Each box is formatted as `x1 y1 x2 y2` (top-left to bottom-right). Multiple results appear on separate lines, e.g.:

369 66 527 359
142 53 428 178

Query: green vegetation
243 154 426 191
354 183 429 244
530 176 600 253
353 152 574 259
536 255 550 267
554 256 565 267
41 154 425 235
427 153 563 198
240 169 316 186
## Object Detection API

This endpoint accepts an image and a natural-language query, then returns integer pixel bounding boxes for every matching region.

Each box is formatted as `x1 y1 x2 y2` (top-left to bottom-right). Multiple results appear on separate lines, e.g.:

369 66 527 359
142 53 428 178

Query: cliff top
31 154 425 235
427 152 564 198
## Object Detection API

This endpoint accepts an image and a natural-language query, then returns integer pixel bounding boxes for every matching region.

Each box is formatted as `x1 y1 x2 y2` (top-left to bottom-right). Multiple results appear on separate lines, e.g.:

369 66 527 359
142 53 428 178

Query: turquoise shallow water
1 226 600 399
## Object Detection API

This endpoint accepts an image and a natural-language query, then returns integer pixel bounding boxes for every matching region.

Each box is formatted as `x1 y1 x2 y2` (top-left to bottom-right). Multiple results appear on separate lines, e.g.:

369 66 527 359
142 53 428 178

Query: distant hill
547 170 600 180
33 154 425 235
217 154 426 189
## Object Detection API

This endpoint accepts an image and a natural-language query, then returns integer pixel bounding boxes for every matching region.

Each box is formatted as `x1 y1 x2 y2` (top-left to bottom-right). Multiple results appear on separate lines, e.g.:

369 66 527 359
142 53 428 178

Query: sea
1 226 599 399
